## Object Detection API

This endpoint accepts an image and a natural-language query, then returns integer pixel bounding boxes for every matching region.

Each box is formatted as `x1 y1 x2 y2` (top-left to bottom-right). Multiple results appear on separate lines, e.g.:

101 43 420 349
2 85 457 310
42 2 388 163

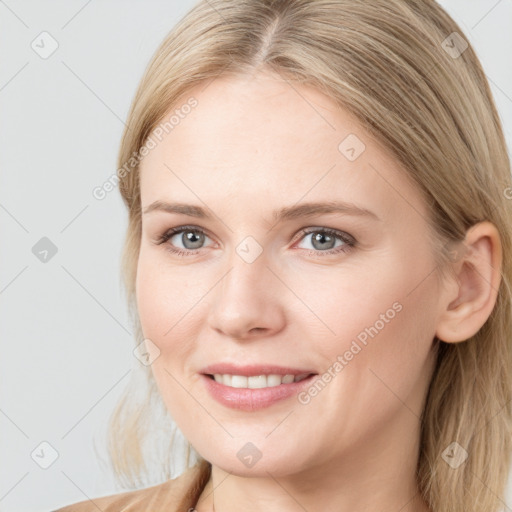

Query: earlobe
435 221 502 344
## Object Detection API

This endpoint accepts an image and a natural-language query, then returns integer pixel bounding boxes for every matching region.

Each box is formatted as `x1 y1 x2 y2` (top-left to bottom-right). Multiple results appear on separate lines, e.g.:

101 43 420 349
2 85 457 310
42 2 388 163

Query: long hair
107 1 512 510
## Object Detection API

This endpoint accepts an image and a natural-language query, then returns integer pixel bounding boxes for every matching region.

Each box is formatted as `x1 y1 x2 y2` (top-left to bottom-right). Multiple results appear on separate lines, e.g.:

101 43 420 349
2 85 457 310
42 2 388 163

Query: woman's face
136 70 442 477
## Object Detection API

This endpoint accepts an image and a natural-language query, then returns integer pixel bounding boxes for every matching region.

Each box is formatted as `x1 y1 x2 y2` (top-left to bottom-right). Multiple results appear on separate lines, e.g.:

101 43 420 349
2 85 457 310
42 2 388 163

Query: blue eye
155 225 356 258
156 225 214 257
295 228 356 256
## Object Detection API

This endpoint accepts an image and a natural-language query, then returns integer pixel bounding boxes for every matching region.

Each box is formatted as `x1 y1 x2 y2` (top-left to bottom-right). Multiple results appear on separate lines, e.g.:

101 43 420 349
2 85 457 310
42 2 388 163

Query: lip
200 366 318 411
200 363 316 377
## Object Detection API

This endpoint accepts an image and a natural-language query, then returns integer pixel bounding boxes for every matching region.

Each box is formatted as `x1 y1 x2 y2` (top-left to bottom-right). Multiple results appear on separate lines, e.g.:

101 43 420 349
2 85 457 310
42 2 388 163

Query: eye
293 227 356 257
154 225 356 258
155 225 214 257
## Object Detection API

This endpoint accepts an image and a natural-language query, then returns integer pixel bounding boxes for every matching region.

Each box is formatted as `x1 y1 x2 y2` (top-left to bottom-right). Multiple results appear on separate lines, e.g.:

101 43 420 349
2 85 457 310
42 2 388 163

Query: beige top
53 459 212 512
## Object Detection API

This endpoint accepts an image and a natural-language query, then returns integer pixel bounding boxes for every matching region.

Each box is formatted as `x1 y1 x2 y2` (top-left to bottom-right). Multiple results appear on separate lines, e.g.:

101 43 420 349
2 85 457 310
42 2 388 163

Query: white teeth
230 375 247 388
267 374 282 387
212 373 311 388
248 375 267 388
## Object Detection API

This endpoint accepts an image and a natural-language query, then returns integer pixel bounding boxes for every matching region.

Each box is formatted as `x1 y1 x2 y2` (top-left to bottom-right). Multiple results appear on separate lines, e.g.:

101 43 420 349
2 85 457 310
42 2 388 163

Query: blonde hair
108 1 512 510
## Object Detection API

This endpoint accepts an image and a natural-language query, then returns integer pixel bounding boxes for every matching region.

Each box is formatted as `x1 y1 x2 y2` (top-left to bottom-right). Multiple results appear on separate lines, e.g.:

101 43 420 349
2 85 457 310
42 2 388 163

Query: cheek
135 247 197 336
295 266 437 450
135 253 205 421
135 250 210 367
309 254 437 386
135 256 169 340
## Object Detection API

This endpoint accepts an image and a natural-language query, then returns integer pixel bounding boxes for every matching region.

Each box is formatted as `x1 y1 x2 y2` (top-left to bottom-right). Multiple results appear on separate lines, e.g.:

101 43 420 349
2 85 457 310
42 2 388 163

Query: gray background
1 1 511 511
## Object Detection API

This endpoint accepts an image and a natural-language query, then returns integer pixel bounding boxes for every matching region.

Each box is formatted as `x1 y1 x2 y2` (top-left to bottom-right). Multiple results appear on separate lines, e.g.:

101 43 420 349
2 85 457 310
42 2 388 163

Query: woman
54 0 512 511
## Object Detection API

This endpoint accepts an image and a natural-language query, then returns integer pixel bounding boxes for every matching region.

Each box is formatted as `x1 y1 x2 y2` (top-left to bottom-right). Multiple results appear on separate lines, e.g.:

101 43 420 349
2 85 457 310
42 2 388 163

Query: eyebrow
142 200 381 223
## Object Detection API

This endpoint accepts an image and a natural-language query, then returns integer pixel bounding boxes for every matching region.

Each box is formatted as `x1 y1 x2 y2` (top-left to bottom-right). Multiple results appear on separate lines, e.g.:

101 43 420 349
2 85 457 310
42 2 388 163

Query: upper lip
200 363 317 377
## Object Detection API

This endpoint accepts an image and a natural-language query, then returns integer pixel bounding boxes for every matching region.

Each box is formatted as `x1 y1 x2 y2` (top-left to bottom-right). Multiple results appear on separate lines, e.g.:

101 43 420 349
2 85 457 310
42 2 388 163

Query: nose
207 252 286 340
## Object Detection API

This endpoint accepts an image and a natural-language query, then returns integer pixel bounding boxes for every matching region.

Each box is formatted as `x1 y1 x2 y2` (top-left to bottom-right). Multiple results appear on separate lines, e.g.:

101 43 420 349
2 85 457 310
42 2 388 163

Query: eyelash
154 224 356 258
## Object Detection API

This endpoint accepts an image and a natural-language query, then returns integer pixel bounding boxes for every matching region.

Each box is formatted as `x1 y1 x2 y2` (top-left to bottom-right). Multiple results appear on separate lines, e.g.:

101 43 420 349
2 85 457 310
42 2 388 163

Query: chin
206 450 306 478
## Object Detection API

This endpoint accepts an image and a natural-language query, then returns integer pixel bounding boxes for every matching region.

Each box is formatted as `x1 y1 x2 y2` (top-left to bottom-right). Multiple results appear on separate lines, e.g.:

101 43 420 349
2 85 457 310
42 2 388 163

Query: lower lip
200 374 317 411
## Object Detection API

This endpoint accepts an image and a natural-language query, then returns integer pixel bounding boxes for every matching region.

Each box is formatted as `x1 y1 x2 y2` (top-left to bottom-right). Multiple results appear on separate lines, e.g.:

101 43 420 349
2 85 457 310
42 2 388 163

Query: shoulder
52 459 211 512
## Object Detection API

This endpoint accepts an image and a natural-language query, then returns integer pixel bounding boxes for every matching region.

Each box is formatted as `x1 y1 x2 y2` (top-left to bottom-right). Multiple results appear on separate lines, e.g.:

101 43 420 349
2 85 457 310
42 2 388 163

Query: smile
201 372 318 411
207 373 312 388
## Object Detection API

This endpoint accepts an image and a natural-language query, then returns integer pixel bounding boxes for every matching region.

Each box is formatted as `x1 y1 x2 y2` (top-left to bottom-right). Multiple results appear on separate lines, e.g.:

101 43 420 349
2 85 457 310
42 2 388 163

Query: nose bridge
218 246 272 308
207 243 284 337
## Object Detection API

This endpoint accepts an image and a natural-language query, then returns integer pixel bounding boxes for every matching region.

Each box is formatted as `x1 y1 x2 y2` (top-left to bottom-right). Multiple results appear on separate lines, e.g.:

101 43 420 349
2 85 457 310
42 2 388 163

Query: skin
136 69 502 512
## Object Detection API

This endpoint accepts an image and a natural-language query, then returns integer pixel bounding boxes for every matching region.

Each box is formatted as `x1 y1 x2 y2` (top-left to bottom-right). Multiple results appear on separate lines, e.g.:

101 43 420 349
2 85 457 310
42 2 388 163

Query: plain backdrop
1 1 511 511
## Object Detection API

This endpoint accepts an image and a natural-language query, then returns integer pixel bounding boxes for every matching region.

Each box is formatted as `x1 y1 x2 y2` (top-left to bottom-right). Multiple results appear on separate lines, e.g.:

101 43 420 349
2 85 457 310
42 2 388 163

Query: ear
435 221 503 343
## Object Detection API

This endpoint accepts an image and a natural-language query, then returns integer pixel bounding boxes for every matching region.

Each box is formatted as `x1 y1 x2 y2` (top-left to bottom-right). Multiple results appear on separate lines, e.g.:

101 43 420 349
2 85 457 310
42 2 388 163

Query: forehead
138 71 427 226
